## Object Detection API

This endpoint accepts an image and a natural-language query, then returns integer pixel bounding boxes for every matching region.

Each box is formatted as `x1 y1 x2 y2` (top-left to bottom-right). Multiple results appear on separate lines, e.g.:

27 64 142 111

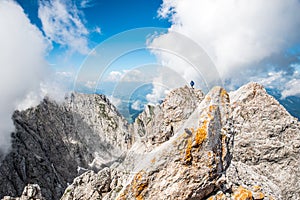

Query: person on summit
190 80 195 89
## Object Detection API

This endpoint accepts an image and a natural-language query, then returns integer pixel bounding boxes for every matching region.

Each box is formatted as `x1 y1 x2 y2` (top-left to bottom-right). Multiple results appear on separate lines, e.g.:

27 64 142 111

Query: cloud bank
152 0 300 97
38 0 90 54
0 1 49 155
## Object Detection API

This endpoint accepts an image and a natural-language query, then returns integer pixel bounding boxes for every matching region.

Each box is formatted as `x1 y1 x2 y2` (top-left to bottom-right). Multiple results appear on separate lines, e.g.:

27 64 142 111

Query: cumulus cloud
0 1 48 155
105 69 150 83
107 96 122 107
154 0 300 86
38 0 90 54
131 100 144 111
282 79 300 98
146 83 169 105
84 80 97 89
145 66 186 104
105 71 123 82
254 69 300 98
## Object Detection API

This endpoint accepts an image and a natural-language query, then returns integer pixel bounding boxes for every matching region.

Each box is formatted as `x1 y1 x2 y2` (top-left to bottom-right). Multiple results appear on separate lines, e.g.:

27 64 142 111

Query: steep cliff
0 94 129 200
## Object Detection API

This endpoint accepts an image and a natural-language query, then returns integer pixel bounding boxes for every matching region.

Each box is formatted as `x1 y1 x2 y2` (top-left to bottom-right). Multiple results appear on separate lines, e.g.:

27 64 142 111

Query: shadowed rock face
1 83 300 200
0 94 129 200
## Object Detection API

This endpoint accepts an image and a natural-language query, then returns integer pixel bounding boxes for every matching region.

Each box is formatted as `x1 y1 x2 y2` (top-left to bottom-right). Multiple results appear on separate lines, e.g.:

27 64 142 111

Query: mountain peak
1 83 299 200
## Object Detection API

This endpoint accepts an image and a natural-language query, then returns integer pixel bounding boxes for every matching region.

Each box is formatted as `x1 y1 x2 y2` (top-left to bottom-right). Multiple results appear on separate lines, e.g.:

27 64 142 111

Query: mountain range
0 82 299 200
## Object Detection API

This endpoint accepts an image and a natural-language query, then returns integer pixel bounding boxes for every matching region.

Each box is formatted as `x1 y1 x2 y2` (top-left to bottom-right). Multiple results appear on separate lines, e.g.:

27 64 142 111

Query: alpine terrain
0 82 299 200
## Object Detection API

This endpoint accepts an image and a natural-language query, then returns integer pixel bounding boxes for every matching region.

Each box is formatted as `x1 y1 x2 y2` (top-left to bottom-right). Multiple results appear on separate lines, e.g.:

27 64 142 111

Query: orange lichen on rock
116 188 129 200
207 151 212 157
132 170 148 200
151 157 156 164
252 185 261 192
209 105 216 113
185 138 193 164
117 170 148 200
207 191 226 200
220 88 230 103
207 105 215 120
195 120 208 146
205 95 211 101
233 186 253 200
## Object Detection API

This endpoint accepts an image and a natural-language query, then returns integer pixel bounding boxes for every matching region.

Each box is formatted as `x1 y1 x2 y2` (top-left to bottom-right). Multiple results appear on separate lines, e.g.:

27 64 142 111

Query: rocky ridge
132 85 204 151
0 94 129 200
1 83 300 200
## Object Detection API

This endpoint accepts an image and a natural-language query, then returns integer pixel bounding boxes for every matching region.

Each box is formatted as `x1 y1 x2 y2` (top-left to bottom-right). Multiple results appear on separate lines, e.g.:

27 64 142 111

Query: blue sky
0 0 300 129
16 0 170 72
0 0 300 151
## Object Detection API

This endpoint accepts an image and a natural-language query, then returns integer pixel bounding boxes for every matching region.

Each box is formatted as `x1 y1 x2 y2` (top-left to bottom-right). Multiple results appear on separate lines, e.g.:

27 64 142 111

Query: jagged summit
1 83 299 200
132 85 204 150
0 92 129 200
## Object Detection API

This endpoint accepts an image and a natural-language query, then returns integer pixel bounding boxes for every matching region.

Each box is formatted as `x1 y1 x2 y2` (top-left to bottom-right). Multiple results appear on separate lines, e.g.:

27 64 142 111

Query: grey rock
112 86 233 200
2 184 44 200
1 83 300 200
61 168 111 200
226 82 300 200
0 93 129 200
132 85 204 150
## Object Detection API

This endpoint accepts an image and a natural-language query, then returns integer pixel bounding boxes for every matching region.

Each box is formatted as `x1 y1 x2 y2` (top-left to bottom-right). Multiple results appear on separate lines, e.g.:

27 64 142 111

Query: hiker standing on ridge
190 80 195 89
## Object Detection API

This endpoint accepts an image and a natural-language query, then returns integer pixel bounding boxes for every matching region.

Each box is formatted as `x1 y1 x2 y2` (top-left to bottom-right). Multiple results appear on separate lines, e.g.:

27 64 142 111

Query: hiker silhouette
190 80 195 88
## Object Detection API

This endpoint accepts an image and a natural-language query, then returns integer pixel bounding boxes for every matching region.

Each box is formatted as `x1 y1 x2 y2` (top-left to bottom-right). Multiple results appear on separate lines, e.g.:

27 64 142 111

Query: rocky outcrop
114 87 233 200
132 85 204 150
60 87 234 200
2 184 44 200
59 83 300 200
61 168 111 200
227 82 300 199
0 94 129 200
1 83 300 200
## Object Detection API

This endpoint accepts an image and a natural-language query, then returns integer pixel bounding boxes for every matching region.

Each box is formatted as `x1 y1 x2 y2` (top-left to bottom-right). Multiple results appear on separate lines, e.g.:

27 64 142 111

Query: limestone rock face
1 83 300 200
132 85 204 149
61 168 111 200
0 94 129 200
115 87 233 200
59 83 300 200
227 82 300 199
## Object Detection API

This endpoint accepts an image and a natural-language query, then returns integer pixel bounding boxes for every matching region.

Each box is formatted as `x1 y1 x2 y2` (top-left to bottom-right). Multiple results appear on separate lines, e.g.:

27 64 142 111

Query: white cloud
105 71 123 82
38 0 90 54
155 0 300 81
145 67 185 104
94 26 101 34
254 69 300 98
146 83 169 105
0 1 49 155
131 100 144 111
107 96 122 107
84 80 97 89
281 79 300 98
105 69 148 82
80 0 95 8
